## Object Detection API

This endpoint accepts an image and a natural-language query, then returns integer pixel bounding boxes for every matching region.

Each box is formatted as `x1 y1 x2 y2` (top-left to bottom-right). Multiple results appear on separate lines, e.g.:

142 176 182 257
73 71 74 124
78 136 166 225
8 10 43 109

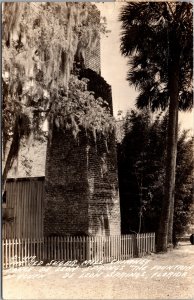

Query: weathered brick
44 128 121 236
44 19 121 236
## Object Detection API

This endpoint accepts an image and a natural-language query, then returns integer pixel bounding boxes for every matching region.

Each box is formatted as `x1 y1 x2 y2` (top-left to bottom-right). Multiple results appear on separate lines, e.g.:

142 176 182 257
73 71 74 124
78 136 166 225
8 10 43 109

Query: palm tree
119 2 193 252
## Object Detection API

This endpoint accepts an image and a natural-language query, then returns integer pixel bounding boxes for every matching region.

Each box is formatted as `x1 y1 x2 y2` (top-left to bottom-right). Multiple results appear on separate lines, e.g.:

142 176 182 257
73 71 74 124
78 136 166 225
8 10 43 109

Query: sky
96 2 193 133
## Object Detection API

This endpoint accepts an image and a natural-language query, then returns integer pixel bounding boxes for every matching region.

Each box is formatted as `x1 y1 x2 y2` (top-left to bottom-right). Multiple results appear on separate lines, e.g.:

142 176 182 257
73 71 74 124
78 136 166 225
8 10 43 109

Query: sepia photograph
2 1 194 299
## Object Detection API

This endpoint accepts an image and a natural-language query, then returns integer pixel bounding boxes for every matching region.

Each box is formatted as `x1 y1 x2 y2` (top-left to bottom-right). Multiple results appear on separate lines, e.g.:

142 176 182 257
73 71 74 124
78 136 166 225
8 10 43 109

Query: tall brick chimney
44 8 121 237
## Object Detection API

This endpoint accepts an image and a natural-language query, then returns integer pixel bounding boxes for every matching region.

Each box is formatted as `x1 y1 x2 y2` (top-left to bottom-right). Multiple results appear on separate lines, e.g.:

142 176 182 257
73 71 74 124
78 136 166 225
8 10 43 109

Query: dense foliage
118 110 193 242
2 3 114 190
119 2 193 251
119 2 193 111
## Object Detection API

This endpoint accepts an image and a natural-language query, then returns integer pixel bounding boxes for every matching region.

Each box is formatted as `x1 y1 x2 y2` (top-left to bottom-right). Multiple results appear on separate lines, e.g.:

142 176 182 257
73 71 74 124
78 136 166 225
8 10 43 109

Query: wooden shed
2 177 45 239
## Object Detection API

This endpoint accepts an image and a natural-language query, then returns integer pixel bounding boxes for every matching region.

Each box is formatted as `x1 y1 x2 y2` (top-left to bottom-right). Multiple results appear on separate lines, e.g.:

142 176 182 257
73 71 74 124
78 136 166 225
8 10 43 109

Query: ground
3 242 194 299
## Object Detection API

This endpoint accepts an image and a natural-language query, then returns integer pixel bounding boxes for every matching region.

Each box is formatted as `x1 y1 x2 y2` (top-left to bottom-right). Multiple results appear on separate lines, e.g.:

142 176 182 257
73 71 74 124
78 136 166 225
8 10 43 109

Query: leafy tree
119 2 193 251
2 3 113 192
174 133 194 239
117 110 193 243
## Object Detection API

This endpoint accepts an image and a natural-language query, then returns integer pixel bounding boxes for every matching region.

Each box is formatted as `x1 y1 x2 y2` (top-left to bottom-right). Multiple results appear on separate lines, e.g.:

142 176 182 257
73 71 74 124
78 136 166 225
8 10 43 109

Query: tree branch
166 3 175 21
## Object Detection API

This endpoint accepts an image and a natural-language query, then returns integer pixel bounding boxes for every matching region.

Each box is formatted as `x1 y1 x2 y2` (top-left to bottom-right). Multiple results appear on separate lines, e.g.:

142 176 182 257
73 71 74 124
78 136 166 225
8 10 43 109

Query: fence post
2 240 4 270
11 238 14 268
82 236 85 262
133 234 138 258
15 238 18 268
2 233 156 269
153 233 156 252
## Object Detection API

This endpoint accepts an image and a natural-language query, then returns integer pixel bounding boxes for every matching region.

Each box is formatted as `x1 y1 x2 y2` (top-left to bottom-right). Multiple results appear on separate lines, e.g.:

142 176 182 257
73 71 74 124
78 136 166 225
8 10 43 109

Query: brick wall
84 38 101 75
87 133 121 235
44 12 121 235
44 129 89 236
44 37 121 236
44 127 121 236
74 8 101 75
84 9 101 75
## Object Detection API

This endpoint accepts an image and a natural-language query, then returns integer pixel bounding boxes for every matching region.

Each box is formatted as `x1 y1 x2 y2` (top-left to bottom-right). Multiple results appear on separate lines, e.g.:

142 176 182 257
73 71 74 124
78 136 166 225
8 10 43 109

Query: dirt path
3 243 194 299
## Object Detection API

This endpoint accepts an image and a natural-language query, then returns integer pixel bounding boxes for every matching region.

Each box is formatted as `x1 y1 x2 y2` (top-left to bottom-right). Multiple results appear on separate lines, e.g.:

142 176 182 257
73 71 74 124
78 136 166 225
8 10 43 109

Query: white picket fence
2 233 155 269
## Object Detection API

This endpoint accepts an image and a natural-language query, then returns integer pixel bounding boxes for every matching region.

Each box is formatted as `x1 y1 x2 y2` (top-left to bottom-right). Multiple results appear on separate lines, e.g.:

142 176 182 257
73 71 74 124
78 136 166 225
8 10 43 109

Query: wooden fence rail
2 233 155 269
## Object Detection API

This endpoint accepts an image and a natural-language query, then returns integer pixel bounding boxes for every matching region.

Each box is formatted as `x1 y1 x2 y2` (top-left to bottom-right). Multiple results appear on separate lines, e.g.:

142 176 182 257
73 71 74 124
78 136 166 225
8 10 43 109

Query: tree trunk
168 109 179 247
156 39 180 252
167 195 174 247
2 122 20 194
